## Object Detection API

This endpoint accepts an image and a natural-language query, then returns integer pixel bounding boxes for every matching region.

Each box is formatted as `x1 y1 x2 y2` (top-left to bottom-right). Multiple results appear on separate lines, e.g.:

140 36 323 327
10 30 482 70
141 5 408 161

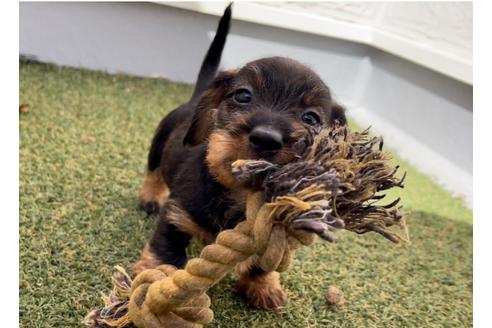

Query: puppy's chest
201 189 247 233
168 148 247 232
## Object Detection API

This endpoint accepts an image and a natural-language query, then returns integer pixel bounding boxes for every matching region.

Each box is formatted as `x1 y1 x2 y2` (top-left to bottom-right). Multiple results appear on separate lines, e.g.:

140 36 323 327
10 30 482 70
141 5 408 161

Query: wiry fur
135 4 347 310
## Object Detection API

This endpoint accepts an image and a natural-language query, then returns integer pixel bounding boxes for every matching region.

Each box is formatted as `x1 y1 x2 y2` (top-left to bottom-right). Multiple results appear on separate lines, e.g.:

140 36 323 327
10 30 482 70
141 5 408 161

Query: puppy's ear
329 102 347 126
184 70 238 146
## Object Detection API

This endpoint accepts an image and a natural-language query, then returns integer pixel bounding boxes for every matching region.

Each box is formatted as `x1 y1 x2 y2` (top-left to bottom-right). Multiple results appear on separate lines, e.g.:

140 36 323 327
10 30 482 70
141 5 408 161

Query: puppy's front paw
138 200 160 216
138 171 170 215
236 271 287 310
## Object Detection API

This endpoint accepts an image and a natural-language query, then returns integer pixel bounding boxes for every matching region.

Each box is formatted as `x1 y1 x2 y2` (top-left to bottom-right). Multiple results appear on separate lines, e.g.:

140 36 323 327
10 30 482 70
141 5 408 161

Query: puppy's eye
302 112 321 126
233 89 253 104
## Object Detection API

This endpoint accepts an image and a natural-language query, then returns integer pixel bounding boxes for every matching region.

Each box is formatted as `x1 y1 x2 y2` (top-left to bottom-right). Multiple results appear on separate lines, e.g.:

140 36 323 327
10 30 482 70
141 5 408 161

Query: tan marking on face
291 121 307 139
273 149 298 164
246 64 264 89
302 91 315 108
138 171 170 207
206 130 249 189
270 121 308 164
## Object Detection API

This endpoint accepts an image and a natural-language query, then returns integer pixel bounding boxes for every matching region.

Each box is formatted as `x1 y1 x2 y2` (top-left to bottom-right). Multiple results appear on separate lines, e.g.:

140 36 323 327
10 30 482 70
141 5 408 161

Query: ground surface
19 62 472 327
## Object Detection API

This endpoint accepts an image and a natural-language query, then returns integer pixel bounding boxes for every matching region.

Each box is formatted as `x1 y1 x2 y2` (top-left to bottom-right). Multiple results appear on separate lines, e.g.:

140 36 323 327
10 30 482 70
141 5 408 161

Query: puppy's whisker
211 139 237 145
278 149 298 155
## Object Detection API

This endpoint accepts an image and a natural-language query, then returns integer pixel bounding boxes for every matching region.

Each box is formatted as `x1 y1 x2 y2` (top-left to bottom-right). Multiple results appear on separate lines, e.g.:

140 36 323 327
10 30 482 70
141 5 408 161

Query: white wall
19 2 215 81
262 2 472 63
19 2 473 206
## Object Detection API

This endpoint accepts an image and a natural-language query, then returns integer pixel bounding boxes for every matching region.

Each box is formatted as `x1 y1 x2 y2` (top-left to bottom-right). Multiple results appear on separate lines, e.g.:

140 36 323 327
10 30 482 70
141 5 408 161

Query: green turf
19 62 472 327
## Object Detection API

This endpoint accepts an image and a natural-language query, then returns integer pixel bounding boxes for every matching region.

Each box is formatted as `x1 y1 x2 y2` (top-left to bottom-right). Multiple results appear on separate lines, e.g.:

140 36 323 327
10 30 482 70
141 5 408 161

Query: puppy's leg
133 202 191 275
139 118 174 215
138 170 170 215
235 262 287 310
133 242 162 275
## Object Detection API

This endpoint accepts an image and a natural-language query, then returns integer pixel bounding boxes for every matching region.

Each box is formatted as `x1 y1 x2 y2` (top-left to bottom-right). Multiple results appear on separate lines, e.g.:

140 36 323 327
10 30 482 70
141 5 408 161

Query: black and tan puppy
135 5 346 310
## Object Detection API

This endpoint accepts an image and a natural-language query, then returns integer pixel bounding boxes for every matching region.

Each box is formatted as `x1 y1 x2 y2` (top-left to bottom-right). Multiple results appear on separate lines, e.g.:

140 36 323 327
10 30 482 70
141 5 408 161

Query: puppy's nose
249 126 283 152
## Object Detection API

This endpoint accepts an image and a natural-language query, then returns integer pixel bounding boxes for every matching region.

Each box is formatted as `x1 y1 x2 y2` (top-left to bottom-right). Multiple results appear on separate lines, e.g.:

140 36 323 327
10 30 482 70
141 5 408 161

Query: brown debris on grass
326 286 345 306
20 103 30 113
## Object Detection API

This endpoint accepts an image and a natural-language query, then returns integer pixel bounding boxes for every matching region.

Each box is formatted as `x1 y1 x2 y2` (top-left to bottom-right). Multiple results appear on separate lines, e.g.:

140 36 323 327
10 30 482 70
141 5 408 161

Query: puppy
135 4 346 310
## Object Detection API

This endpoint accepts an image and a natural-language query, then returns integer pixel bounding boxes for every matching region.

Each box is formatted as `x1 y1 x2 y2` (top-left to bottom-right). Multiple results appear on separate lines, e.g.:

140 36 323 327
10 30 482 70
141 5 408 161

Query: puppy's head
184 56 347 188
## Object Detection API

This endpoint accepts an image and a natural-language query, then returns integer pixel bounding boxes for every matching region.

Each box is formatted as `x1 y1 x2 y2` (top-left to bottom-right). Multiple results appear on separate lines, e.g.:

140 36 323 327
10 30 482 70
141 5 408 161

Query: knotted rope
85 190 319 328
85 126 407 328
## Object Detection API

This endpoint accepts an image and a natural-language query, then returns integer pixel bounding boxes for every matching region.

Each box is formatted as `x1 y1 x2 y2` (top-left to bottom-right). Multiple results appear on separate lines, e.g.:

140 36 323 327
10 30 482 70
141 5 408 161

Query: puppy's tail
190 3 232 102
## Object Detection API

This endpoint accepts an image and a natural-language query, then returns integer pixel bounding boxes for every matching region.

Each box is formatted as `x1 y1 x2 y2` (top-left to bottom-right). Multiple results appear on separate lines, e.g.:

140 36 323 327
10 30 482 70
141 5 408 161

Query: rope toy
85 125 407 328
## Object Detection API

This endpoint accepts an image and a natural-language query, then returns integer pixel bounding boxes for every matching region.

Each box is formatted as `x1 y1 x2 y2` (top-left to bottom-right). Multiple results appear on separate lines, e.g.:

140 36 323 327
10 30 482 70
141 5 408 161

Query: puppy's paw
138 200 160 216
236 271 287 310
138 171 170 216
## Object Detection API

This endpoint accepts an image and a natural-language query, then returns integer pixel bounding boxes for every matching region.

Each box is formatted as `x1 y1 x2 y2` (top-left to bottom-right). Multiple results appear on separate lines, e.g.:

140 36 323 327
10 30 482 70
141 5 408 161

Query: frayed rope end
83 266 134 328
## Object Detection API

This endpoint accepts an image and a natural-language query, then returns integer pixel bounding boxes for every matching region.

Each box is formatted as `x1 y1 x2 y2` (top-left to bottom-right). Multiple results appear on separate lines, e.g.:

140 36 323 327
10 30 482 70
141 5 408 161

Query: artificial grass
19 62 472 327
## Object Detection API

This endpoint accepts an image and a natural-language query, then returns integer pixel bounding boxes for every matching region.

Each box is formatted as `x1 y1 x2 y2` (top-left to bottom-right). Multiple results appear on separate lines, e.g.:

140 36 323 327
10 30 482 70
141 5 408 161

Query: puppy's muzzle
249 125 283 155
